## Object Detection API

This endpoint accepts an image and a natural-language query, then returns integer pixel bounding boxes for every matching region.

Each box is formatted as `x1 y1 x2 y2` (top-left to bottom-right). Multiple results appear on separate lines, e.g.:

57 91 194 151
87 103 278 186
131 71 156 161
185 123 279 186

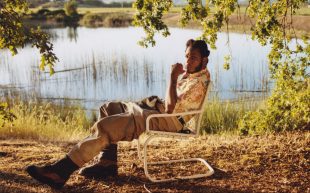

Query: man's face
185 47 203 74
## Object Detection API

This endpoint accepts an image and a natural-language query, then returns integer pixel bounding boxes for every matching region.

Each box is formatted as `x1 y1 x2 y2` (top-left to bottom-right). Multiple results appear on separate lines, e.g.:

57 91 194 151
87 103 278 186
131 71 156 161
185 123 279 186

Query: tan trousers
68 101 183 167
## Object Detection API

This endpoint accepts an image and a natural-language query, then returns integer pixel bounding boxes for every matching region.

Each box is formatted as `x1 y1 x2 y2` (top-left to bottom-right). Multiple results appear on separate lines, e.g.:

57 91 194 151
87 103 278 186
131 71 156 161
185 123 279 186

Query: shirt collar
183 69 208 79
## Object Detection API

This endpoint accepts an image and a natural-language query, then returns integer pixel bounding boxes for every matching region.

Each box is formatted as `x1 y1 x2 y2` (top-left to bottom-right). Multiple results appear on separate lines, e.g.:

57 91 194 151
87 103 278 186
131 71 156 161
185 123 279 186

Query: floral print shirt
173 68 211 123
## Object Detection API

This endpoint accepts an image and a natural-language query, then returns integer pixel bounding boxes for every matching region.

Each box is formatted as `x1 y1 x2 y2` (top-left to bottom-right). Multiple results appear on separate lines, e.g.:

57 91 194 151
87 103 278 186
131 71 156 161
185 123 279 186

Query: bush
0 103 16 127
64 0 78 17
80 12 133 27
238 67 310 135
200 98 264 134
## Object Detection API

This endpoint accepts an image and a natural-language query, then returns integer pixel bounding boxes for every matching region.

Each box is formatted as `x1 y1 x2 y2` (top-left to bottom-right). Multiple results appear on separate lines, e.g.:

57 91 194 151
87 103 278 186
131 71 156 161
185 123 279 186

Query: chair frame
136 83 214 182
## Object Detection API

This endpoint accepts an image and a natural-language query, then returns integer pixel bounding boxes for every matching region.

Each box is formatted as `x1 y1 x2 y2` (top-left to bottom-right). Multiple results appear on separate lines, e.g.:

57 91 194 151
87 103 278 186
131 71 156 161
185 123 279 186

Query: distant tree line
26 0 133 8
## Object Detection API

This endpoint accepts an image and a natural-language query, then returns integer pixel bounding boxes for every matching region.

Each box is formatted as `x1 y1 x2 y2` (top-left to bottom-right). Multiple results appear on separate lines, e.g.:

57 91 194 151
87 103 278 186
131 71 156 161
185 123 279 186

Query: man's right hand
170 63 185 82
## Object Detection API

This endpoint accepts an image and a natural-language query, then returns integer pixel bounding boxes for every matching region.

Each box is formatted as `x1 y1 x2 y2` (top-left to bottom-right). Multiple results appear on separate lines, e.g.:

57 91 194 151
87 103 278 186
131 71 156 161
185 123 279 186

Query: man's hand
170 63 185 82
165 63 185 113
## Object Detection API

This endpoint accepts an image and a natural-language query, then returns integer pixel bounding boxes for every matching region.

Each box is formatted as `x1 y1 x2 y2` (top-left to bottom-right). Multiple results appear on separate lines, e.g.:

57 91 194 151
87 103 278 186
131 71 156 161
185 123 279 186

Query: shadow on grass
0 171 40 193
107 174 246 193
0 168 239 193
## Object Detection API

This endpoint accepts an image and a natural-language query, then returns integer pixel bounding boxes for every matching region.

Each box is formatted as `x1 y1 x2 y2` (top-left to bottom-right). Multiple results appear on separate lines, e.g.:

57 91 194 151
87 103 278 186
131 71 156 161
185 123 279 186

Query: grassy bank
201 97 265 134
0 97 264 141
75 6 310 35
0 100 91 142
79 12 133 27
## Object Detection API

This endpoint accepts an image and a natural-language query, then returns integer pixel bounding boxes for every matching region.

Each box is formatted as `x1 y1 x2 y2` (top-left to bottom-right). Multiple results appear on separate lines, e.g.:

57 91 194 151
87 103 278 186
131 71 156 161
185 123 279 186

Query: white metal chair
136 83 214 182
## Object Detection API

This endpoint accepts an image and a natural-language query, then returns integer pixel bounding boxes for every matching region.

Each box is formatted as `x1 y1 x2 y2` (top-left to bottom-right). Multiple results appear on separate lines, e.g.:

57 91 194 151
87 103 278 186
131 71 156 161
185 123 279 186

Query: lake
0 27 272 110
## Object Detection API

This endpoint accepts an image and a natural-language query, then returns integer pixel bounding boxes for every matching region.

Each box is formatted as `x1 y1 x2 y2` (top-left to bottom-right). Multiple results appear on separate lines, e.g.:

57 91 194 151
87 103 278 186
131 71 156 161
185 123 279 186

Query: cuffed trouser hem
67 132 110 168
67 152 85 168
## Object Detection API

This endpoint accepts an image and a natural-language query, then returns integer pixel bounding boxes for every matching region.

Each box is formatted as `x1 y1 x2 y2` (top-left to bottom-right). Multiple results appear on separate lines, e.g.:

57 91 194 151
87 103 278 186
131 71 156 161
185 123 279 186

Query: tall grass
0 96 265 141
0 100 92 142
200 97 265 134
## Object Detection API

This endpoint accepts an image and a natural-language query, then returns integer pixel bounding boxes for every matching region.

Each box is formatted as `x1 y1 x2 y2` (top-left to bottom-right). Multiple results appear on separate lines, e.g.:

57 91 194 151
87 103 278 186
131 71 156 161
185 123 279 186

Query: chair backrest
193 80 211 133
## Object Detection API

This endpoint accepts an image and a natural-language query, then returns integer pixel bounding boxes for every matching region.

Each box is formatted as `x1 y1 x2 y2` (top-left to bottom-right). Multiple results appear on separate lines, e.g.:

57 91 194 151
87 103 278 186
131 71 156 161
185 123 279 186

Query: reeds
0 100 91 142
200 97 265 134
0 96 265 141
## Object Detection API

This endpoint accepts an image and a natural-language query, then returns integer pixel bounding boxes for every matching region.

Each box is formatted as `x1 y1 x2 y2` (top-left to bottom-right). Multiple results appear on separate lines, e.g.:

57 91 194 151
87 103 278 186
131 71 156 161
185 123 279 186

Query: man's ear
202 57 208 69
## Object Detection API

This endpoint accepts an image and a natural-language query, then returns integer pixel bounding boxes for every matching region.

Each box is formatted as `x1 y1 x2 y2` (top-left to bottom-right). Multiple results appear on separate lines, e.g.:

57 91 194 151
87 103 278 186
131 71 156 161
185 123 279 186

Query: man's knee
99 102 125 119
95 116 132 143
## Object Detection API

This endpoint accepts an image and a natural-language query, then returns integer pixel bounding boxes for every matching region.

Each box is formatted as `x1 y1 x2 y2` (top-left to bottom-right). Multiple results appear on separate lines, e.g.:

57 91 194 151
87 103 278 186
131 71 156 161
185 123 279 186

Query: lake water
0 27 272 110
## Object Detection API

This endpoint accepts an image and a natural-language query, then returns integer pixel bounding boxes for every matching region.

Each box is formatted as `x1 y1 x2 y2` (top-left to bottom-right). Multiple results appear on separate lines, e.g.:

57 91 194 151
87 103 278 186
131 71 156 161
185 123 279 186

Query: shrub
64 0 78 17
201 98 264 134
0 103 16 127
80 12 133 27
239 67 310 135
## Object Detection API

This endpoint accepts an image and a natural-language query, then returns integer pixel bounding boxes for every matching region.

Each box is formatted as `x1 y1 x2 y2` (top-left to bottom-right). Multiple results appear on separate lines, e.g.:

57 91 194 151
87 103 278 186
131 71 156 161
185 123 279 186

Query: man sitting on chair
25 39 211 189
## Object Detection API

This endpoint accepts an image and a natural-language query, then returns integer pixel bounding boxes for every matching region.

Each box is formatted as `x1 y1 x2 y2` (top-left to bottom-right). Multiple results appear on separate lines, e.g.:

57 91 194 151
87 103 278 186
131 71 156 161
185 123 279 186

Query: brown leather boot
26 156 79 189
78 144 118 179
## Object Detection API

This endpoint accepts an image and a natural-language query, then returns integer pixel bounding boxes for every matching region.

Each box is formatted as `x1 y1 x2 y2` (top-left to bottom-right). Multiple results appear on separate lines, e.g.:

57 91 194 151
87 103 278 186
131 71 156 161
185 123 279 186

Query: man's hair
186 39 210 57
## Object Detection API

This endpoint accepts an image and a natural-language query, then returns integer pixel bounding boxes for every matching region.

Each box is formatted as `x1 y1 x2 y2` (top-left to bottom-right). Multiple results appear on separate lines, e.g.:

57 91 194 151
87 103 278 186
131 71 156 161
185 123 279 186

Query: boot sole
26 165 65 189
78 166 118 179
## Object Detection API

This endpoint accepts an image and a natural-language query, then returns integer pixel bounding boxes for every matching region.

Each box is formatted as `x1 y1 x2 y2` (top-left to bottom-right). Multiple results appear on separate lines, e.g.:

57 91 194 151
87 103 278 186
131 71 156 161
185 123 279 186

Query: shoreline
24 8 310 38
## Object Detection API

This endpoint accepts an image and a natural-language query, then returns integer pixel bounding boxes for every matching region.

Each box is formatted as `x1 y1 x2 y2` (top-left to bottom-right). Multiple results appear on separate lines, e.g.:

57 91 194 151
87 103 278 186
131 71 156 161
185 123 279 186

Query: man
25 39 211 189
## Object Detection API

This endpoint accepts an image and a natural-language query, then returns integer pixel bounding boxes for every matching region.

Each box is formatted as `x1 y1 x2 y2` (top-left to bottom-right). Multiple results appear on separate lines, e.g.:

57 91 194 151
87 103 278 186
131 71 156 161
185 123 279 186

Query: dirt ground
0 131 309 193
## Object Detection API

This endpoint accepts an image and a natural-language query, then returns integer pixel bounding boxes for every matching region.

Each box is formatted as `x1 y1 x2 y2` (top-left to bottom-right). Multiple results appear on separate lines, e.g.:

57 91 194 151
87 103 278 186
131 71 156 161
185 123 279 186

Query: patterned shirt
173 68 211 123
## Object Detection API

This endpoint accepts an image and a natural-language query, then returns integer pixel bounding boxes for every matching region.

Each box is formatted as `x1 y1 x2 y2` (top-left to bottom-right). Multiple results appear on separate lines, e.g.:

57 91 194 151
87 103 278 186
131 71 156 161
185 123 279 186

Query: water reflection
0 27 272 110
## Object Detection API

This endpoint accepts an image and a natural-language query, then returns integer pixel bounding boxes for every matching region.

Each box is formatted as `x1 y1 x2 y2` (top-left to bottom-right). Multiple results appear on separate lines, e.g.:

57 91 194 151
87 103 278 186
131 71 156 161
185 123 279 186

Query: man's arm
165 63 184 113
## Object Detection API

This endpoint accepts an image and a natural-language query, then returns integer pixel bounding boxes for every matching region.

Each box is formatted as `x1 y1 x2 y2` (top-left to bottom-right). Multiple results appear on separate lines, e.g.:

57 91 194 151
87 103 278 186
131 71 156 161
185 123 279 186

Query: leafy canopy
0 0 58 74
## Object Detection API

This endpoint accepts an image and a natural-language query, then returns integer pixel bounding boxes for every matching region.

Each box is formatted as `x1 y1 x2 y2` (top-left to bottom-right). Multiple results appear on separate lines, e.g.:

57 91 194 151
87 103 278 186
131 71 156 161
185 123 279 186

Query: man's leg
79 102 126 178
26 113 136 188
78 144 118 178
26 121 110 189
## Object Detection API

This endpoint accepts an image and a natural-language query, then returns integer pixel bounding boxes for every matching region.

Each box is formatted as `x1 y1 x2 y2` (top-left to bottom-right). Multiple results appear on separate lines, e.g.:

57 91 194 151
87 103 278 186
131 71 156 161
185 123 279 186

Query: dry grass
0 101 91 142
0 131 308 192
201 98 265 134
0 98 262 141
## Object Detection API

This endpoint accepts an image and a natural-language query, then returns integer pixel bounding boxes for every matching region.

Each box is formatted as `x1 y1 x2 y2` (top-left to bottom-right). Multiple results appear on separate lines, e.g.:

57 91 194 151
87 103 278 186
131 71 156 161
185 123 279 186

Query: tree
133 0 309 133
0 0 58 125
64 0 78 17
0 0 58 74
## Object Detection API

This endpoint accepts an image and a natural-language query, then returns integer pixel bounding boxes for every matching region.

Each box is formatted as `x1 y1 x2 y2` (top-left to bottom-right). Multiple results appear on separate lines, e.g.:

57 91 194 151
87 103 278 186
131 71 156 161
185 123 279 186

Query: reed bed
201 97 265 134
0 100 91 142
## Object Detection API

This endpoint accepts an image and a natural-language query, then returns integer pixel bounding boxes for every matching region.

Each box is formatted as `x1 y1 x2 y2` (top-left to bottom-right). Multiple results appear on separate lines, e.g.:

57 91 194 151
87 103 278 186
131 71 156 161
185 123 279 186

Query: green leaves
223 55 231 70
238 72 310 134
64 0 78 17
180 0 208 27
0 103 16 127
0 0 58 74
133 0 173 47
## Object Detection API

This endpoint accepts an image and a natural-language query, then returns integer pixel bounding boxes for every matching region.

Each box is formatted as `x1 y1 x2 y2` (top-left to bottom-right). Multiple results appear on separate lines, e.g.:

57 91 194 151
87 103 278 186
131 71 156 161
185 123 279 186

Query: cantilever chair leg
141 135 214 183
137 138 143 160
